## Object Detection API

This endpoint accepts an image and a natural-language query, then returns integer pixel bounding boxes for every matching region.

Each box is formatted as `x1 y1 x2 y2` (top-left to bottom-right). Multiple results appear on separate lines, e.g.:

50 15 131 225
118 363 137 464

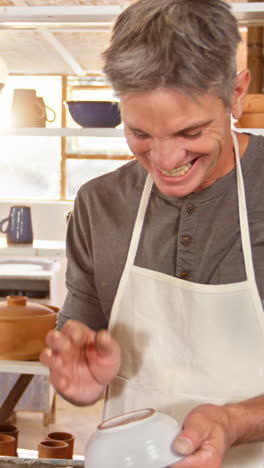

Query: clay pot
0 296 57 360
0 434 17 456
0 424 18 454
47 431 75 459
38 439 69 459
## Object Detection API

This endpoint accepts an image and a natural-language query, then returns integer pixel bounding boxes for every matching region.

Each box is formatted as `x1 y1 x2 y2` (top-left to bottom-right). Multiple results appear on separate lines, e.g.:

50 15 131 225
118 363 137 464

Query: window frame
61 75 133 200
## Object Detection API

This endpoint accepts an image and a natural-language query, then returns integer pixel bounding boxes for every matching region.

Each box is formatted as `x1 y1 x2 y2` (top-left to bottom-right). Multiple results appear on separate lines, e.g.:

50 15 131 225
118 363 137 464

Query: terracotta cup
38 439 69 459
0 424 18 454
47 431 75 459
0 434 17 456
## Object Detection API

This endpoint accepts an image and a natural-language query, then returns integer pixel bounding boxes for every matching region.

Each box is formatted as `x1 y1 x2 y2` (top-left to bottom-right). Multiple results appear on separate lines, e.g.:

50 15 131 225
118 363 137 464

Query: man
40 0 264 466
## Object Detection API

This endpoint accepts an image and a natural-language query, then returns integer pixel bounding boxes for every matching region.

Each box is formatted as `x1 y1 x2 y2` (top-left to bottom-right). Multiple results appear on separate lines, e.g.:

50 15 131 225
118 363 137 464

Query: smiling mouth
159 159 197 177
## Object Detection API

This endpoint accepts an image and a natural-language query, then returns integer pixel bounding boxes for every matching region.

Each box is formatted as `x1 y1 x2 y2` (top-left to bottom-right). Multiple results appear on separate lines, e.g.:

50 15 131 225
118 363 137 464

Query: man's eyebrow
174 119 214 134
126 119 213 135
126 125 149 134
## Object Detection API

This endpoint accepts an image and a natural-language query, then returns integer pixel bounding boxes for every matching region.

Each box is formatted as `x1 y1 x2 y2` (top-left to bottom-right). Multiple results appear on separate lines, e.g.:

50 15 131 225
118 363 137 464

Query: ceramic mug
47 431 75 459
0 206 33 244
0 424 18 454
11 88 56 127
0 434 17 456
85 408 184 468
38 440 69 459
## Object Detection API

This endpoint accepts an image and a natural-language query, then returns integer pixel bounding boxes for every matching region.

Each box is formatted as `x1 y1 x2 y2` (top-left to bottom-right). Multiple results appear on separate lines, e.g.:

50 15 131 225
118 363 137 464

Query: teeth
160 162 192 177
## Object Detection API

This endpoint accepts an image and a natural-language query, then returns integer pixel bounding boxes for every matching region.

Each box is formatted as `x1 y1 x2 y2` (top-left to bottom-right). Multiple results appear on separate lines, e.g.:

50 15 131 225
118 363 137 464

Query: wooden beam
0 374 33 422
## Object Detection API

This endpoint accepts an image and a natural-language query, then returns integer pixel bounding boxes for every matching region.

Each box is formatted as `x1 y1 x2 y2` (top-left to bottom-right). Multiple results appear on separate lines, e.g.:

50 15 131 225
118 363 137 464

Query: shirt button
186 203 195 214
181 235 192 246
179 271 190 280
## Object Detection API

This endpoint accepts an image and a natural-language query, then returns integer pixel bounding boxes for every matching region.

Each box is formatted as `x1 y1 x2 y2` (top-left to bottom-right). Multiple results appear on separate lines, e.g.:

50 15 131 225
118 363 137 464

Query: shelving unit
0 0 262 433
0 127 124 137
231 2 264 26
0 3 263 138
0 239 65 257
0 5 123 28
0 4 264 28
0 128 262 137
0 360 54 426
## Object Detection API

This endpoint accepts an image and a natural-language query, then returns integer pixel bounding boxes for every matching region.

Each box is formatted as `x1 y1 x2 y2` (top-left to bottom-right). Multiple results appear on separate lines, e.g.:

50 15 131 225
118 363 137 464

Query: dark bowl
66 101 121 128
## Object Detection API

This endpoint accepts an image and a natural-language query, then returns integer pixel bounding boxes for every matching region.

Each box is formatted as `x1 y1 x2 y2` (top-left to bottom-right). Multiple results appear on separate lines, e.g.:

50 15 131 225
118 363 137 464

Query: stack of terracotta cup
0 424 18 457
38 431 75 459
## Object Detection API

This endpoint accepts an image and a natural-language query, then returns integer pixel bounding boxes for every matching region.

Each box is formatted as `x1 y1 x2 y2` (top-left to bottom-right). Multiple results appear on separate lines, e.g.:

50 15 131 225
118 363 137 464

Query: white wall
0 200 73 242
0 200 73 307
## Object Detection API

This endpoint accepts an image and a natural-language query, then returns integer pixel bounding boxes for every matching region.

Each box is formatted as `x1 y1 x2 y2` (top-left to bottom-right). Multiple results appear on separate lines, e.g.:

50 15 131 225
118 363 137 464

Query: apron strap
232 131 257 284
232 131 263 321
125 174 153 267
109 174 153 324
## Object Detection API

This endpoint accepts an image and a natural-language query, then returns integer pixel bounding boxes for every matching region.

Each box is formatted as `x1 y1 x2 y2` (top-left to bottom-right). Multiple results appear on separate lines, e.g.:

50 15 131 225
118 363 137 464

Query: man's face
120 88 234 197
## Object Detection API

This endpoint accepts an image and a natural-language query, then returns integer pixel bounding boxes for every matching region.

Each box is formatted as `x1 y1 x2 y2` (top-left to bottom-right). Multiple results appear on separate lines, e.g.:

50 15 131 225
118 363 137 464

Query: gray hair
102 0 241 107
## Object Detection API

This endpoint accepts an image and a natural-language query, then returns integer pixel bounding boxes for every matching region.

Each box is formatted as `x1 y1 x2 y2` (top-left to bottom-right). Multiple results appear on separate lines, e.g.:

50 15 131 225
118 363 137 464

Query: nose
151 137 187 170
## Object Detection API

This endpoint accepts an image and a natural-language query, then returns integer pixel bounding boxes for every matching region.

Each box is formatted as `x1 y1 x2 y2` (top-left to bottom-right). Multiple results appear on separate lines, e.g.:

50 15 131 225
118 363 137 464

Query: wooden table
0 360 50 423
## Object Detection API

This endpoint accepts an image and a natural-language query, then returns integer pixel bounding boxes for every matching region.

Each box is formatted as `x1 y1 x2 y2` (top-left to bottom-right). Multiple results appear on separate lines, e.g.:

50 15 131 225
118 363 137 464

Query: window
64 76 133 199
0 75 132 201
0 75 62 200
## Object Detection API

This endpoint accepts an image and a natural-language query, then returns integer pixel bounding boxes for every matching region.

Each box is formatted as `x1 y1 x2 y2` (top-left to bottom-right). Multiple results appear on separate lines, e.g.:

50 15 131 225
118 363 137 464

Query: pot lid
0 296 56 318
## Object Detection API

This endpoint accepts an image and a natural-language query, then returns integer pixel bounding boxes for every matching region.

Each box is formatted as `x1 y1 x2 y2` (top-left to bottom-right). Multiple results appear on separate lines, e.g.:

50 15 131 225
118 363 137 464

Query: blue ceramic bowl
66 101 121 128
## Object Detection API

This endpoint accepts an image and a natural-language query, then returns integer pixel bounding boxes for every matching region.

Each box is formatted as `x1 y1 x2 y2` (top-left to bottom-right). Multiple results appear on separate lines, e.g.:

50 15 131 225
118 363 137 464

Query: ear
231 69 251 120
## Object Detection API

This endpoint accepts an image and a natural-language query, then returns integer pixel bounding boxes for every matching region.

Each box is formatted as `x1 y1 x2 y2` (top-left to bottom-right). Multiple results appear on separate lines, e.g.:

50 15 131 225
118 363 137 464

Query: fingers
43 322 117 360
40 320 121 393
172 428 221 468
42 320 95 357
89 329 121 385
39 346 69 393
173 405 214 456
45 330 71 353
95 329 113 355
62 320 96 344
95 329 120 360
172 405 229 468
40 321 120 376
40 320 93 375
170 445 222 468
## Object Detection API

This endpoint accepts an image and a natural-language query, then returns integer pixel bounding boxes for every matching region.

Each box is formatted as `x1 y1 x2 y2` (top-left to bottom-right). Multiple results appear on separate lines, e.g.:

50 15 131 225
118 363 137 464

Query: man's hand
170 404 238 468
40 320 121 406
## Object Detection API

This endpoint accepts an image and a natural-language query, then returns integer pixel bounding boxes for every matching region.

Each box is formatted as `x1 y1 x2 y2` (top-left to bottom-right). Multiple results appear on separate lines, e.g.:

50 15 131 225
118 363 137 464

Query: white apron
104 132 264 467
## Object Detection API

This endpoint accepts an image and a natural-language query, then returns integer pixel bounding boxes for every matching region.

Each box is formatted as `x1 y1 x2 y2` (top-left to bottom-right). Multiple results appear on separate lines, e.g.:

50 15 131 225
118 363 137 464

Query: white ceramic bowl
85 408 184 468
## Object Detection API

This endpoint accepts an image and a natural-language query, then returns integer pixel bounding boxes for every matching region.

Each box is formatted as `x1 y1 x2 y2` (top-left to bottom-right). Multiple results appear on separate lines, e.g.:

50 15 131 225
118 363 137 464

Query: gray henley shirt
57 133 264 331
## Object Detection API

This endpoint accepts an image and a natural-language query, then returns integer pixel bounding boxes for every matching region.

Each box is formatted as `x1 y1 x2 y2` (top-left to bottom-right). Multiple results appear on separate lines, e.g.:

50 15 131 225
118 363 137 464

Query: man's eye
182 130 202 139
133 131 149 139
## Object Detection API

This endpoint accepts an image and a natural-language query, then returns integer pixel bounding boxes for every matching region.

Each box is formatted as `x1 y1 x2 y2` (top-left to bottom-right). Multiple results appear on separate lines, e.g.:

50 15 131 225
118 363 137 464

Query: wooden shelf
1 4 264 29
2 128 263 137
0 5 123 28
0 360 49 375
0 239 65 257
234 127 264 135
231 2 264 27
0 127 124 137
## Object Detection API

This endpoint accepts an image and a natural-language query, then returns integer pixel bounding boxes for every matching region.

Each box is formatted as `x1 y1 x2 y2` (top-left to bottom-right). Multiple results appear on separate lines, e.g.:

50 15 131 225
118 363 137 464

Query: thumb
89 330 121 386
173 425 204 456
95 330 120 360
